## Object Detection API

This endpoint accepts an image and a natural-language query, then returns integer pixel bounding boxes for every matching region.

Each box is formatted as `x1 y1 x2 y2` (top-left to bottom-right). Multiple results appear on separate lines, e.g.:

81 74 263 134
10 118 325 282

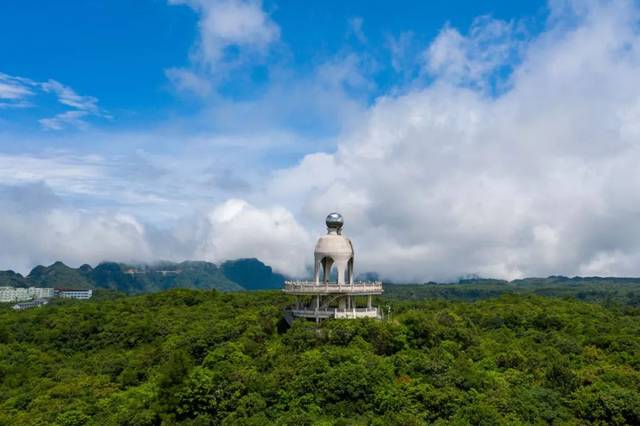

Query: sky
3 0 640 281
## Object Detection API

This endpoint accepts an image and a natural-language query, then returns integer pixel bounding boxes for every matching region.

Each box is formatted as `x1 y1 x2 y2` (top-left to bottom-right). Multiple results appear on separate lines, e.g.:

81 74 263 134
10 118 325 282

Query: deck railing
288 307 380 319
283 281 383 294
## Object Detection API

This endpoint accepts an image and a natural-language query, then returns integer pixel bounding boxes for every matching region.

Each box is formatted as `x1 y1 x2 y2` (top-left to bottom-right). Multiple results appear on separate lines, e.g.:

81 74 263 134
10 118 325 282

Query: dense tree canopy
1 290 639 425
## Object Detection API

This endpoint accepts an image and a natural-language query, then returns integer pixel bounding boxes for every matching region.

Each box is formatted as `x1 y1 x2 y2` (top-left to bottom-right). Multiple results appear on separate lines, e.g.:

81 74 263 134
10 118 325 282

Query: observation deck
283 281 384 295
288 307 380 320
283 280 384 322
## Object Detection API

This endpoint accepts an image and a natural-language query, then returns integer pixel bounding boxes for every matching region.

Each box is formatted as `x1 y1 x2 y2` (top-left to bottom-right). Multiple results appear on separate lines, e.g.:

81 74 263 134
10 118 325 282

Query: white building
0 286 56 303
0 287 30 303
0 287 17 302
54 289 93 300
283 213 383 322
1 287 16 302
13 299 49 310
29 287 55 299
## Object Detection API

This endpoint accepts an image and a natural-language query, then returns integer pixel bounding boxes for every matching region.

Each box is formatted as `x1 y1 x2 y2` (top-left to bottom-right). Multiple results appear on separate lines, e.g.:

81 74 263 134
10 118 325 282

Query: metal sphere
326 212 344 230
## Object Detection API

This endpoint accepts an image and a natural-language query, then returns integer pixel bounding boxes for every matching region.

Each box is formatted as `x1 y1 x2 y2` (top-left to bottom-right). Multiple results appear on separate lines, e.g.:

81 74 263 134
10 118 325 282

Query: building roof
55 288 92 292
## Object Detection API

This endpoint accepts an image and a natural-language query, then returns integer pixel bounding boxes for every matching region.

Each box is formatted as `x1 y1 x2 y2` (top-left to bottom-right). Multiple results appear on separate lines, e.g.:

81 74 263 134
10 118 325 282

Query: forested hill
220 258 287 290
1 290 639 424
0 258 287 293
384 277 640 306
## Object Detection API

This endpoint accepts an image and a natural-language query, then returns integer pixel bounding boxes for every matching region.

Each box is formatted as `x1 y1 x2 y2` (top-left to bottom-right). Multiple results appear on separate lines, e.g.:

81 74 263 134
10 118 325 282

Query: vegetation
28 261 94 290
220 258 286 290
0 259 289 293
1 289 639 425
86 261 241 293
0 270 30 288
384 276 640 306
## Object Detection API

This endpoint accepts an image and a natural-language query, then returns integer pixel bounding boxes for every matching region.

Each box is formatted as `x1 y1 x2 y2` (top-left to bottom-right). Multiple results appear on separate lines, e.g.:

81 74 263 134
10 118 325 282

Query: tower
284 213 383 322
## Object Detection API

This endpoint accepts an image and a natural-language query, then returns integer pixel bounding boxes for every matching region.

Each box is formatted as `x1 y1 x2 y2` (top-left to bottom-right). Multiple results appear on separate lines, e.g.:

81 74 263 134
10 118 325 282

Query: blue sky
1 0 545 132
3 0 640 281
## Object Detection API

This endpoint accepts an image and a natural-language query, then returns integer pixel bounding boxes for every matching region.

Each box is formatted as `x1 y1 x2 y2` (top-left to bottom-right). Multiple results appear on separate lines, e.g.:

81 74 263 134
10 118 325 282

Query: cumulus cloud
259 0 640 281
167 0 280 91
424 15 524 89
0 182 311 276
197 199 312 276
0 183 154 273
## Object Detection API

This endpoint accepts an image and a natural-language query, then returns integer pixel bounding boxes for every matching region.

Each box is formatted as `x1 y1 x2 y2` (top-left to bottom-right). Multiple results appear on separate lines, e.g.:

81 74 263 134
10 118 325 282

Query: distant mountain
88 261 242 294
221 258 286 290
0 258 290 294
28 261 93 289
0 270 31 288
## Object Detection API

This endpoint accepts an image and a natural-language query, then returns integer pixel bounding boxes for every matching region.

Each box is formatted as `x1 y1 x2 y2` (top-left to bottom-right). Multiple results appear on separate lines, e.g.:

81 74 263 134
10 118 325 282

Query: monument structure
283 213 383 322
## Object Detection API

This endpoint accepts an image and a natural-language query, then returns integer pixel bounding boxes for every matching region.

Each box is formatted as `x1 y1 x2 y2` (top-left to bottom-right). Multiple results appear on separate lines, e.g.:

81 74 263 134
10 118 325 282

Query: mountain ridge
0 258 287 294
7 259 640 296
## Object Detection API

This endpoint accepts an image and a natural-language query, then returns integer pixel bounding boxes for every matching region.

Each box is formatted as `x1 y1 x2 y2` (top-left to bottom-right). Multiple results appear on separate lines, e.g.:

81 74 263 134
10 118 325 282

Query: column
337 265 344 286
314 257 320 285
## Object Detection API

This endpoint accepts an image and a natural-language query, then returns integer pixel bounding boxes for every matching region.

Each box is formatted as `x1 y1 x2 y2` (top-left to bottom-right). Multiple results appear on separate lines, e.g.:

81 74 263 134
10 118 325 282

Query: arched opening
320 256 335 283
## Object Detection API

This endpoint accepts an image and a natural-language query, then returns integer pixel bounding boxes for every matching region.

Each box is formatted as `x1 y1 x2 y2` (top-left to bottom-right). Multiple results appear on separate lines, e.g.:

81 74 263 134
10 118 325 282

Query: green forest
1 289 639 425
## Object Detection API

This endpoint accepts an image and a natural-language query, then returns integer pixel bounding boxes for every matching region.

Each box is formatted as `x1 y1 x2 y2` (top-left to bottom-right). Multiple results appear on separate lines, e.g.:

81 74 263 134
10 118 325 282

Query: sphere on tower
326 212 344 233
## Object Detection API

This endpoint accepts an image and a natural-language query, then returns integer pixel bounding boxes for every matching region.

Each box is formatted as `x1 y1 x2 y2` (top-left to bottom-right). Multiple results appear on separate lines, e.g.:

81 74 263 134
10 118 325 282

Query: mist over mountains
0 258 286 293
5 256 640 298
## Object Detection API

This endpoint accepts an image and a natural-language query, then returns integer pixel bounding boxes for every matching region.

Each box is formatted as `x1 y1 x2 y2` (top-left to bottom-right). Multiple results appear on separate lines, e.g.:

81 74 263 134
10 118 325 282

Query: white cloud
39 110 91 131
167 0 280 91
165 67 213 95
0 183 311 276
41 80 99 113
0 73 35 108
386 31 415 74
39 79 105 130
424 15 523 89
0 72 105 129
0 82 31 100
0 152 106 194
315 52 376 93
259 0 640 281
0 183 154 273
197 199 312 275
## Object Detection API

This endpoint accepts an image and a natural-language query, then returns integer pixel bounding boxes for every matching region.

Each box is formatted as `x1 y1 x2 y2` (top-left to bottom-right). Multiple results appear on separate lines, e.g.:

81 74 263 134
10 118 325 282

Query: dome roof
314 234 353 257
